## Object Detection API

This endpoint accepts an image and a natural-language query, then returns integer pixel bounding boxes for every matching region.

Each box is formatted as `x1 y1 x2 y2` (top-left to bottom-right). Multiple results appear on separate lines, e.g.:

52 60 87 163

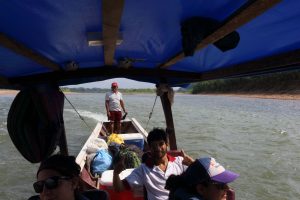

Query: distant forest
61 87 155 94
62 70 299 94
189 70 300 94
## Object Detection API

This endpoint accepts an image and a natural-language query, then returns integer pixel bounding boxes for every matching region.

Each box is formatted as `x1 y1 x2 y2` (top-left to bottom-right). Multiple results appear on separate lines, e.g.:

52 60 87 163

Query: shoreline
0 90 77 95
197 93 300 100
0 89 299 100
0 90 19 95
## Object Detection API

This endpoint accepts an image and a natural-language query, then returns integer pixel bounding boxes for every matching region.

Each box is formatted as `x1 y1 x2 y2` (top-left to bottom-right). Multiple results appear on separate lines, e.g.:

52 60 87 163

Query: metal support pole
59 125 69 155
160 92 177 150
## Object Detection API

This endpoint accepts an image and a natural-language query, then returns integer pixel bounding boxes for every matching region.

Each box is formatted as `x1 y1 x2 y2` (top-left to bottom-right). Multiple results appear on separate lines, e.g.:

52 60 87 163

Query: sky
67 78 156 89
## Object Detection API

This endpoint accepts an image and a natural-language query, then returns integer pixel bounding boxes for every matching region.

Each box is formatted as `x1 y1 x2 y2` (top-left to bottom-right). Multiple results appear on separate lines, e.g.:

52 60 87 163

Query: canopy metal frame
2 0 300 150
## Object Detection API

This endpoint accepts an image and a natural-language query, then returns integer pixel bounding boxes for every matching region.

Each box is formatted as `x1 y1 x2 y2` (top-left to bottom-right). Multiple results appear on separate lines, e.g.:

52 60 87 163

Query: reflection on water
0 93 299 200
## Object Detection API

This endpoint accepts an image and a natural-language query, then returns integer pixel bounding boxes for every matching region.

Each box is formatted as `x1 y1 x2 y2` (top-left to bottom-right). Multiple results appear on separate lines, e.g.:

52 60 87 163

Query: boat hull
76 118 148 200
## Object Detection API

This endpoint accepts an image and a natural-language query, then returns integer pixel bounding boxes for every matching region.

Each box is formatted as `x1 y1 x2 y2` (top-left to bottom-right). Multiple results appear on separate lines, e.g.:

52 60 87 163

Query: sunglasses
33 176 71 193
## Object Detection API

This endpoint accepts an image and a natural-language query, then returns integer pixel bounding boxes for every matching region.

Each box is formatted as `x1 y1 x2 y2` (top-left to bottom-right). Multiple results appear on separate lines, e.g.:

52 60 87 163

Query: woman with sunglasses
166 157 239 200
33 154 88 200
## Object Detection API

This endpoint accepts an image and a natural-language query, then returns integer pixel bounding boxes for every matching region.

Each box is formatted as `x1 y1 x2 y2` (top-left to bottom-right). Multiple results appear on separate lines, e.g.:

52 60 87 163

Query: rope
61 90 93 132
145 95 158 131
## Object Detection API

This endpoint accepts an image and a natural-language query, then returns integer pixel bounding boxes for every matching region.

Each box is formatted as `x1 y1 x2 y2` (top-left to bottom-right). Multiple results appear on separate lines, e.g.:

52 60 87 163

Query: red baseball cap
111 82 118 87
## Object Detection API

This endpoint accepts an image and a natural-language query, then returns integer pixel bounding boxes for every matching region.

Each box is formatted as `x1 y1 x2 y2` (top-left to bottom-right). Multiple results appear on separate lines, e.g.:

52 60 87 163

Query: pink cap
111 82 118 87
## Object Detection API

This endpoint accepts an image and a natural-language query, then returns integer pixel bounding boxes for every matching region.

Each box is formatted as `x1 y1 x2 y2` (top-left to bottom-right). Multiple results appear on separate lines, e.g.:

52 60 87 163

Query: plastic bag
86 138 108 154
91 149 112 175
107 133 124 145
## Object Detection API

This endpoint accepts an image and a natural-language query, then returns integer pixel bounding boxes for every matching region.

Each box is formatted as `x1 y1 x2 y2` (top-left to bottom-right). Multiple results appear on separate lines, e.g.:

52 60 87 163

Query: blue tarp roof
0 0 300 88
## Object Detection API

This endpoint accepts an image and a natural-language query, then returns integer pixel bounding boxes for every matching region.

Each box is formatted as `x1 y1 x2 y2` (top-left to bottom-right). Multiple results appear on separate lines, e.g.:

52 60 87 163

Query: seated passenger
33 154 107 200
166 157 239 200
113 128 194 200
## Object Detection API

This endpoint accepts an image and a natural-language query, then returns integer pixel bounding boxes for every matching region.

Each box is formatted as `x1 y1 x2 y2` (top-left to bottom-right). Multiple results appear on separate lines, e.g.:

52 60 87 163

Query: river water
0 93 299 200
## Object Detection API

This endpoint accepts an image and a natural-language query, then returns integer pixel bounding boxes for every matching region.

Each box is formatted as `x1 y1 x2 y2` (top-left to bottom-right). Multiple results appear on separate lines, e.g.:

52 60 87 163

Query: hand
107 112 111 119
181 149 194 166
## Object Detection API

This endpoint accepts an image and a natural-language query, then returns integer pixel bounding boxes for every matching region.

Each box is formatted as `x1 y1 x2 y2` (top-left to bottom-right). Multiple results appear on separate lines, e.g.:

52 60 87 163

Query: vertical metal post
160 92 177 150
59 125 69 155
59 89 69 156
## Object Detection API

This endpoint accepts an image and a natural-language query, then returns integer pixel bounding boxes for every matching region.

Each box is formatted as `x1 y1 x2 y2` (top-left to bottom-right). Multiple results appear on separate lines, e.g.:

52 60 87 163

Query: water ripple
1 94 300 200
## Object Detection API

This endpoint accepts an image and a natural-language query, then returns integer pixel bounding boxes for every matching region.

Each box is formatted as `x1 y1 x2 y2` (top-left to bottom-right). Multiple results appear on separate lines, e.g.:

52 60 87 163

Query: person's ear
196 184 206 196
164 142 169 150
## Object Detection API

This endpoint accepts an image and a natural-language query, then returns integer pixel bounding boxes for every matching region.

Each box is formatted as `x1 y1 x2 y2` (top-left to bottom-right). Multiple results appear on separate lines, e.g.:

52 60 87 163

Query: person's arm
105 100 110 119
113 158 126 192
181 149 194 166
120 99 127 114
113 158 143 192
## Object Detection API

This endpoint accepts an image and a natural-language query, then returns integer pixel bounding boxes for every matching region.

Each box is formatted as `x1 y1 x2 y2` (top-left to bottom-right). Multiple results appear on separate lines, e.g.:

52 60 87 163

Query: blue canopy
0 0 300 88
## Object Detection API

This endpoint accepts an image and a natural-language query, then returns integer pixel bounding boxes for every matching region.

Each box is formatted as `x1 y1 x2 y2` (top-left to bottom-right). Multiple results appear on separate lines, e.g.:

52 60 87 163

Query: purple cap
185 157 239 185
198 157 239 183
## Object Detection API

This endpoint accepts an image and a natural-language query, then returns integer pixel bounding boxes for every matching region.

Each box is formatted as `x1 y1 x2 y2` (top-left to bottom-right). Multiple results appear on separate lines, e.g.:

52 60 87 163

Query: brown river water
0 93 299 200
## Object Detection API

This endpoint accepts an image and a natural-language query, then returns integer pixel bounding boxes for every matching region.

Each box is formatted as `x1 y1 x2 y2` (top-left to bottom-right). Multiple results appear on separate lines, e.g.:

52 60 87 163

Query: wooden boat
76 118 148 199
1 0 300 199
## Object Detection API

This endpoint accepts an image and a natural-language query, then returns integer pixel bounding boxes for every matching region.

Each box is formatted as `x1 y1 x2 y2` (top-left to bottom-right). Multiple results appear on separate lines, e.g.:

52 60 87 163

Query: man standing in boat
113 128 194 200
105 82 127 134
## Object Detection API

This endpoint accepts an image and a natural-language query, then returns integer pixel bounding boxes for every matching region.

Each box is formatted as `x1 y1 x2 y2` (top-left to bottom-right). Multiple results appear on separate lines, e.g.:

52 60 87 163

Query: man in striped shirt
113 128 194 200
105 82 127 134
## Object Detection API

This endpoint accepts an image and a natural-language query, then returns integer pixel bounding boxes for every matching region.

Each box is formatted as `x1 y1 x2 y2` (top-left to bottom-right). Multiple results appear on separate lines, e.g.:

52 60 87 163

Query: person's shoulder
171 156 186 168
76 193 90 200
106 91 115 96
174 188 203 200
174 156 184 162
166 154 182 163
134 163 146 171
130 163 151 175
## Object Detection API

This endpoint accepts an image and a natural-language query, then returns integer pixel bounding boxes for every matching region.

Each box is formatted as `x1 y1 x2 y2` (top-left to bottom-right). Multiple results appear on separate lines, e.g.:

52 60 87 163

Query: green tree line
190 70 300 94
60 87 155 94
61 71 299 95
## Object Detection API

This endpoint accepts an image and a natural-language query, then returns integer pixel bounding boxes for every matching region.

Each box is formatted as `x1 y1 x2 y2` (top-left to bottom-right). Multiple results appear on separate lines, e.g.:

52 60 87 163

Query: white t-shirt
105 91 123 111
125 155 187 200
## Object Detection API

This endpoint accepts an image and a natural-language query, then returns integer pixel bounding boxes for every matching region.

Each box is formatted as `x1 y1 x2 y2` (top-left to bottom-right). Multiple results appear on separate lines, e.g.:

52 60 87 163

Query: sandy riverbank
0 90 78 95
199 93 300 100
0 90 19 95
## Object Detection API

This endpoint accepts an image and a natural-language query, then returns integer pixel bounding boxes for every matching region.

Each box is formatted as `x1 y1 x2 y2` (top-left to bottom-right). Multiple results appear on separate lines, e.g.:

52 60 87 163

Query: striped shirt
125 155 187 200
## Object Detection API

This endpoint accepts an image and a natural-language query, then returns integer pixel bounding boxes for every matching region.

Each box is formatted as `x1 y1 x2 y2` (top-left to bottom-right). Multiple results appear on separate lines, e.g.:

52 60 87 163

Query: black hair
165 174 185 190
147 128 168 146
37 154 80 178
166 161 210 199
165 173 207 200
184 160 211 187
